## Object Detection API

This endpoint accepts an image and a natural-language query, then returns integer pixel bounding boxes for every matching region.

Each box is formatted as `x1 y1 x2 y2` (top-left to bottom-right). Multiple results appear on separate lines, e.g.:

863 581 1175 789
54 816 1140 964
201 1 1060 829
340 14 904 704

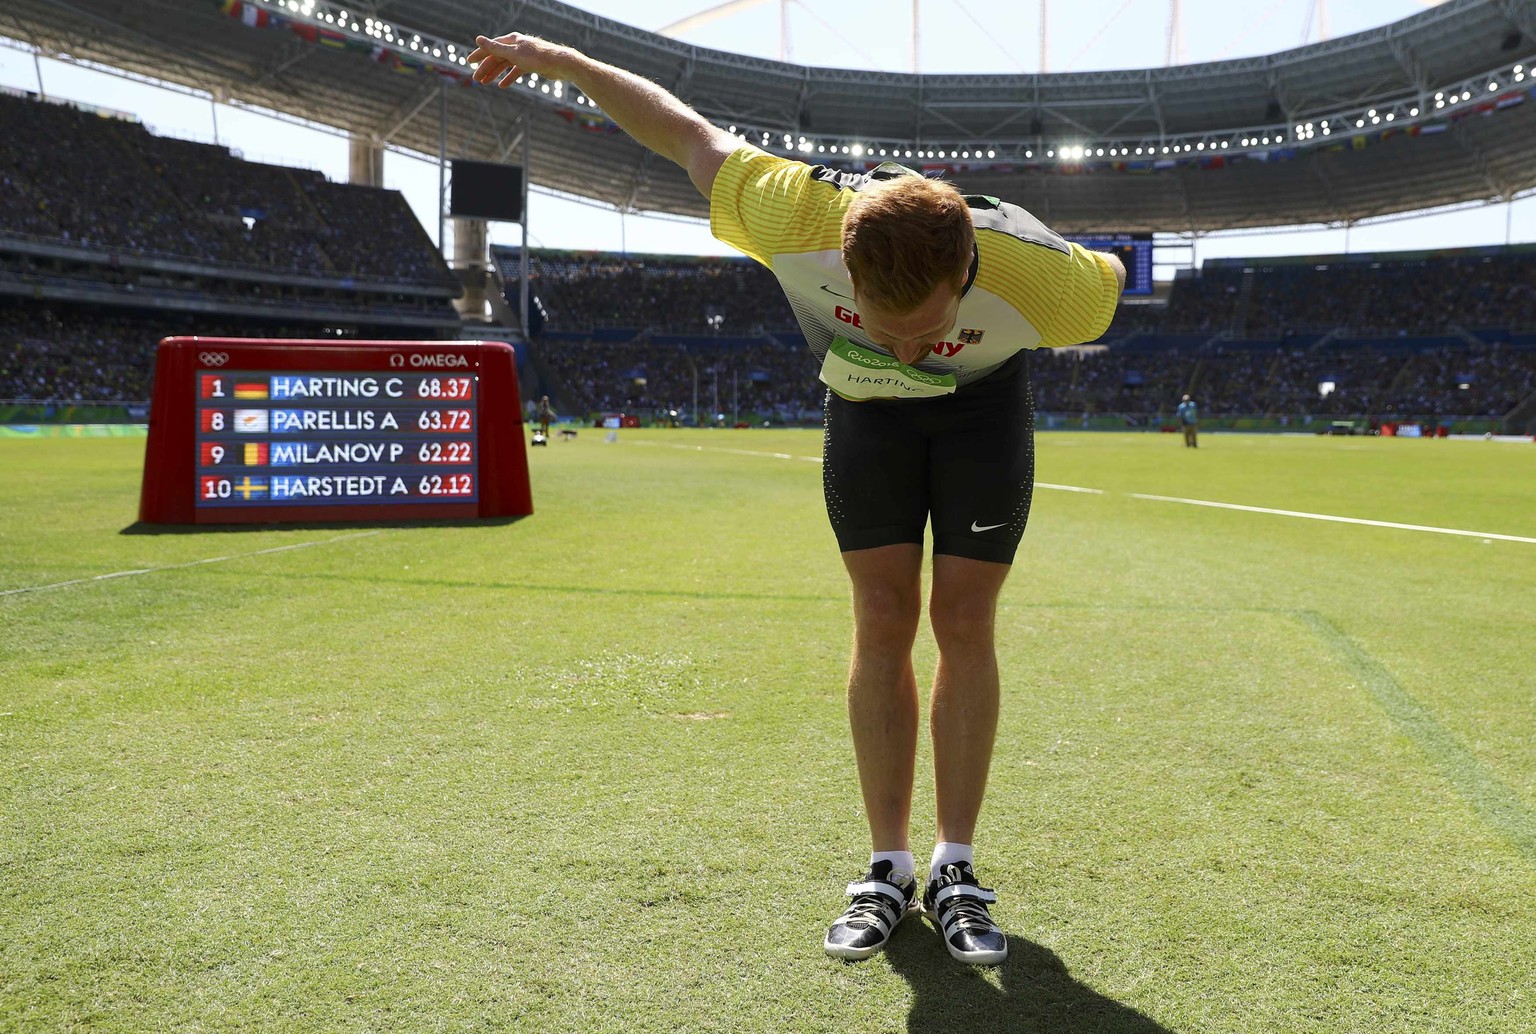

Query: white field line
1130 493 1536 545
628 440 823 464
0 530 383 598
627 438 1533 545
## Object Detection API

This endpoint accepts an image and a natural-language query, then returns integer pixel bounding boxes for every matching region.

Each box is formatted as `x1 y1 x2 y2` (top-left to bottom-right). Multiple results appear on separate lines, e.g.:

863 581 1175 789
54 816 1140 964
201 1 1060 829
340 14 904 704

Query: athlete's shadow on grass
885 919 1172 1034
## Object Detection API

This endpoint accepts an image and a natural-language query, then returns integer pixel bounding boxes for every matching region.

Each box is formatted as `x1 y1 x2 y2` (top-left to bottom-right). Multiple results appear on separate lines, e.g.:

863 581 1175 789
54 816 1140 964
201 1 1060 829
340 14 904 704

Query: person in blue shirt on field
1175 394 1199 448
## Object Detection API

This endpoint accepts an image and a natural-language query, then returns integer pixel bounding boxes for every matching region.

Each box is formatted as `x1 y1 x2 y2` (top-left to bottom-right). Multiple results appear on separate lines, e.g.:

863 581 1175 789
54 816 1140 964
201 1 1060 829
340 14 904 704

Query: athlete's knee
928 590 998 655
852 581 922 650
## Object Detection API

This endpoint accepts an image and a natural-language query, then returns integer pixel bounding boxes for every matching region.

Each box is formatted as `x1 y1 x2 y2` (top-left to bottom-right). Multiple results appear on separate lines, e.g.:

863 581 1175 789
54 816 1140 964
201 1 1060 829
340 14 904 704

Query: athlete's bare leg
842 543 924 853
928 554 1011 845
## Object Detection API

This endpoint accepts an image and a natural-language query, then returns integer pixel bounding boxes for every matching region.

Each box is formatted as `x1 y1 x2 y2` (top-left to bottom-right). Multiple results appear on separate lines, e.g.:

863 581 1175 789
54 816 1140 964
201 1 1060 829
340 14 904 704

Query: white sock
930 842 974 878
871 850 915 880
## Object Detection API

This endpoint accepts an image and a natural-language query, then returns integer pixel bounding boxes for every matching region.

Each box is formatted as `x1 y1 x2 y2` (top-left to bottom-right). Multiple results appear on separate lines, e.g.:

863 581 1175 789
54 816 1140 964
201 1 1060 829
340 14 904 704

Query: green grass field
3 429 1534 1033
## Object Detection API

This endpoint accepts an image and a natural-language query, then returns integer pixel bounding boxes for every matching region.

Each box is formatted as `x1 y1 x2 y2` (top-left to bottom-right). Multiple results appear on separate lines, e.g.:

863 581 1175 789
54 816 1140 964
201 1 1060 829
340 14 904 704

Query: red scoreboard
139 338 533 524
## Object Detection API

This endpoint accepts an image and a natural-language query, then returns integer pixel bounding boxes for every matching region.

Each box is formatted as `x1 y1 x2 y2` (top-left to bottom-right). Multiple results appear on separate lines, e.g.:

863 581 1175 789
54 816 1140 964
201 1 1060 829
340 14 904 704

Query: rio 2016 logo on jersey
833 305 973 357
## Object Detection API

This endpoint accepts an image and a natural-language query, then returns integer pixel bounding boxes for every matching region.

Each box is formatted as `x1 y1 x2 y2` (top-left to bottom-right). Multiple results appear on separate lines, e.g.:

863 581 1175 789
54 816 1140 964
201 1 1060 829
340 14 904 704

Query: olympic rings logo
198 352 229 367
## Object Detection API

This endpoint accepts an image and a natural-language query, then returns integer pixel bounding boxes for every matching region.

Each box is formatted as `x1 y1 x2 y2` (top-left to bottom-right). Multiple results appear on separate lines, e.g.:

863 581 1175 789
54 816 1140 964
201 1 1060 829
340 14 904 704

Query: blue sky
1 0 1530 272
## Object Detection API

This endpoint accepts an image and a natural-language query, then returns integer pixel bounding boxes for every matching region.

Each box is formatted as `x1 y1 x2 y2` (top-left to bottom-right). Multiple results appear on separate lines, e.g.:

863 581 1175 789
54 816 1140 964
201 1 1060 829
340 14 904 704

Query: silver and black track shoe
923 862 1008 965
823 860 917 960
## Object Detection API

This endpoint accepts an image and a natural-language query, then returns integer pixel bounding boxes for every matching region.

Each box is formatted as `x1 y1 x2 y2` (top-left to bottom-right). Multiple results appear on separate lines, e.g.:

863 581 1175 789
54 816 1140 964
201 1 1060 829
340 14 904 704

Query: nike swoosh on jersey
971 521 1008 533
819 284 856 301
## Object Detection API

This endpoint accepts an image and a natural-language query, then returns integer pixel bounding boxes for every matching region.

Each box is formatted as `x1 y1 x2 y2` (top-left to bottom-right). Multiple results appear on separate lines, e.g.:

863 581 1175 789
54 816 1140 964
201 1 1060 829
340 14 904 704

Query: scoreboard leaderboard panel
140 339 532 524
195 371 479 508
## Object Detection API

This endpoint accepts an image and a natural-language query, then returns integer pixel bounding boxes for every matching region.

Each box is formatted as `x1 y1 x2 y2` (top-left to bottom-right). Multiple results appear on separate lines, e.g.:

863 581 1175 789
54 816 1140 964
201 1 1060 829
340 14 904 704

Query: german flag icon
234 380 270 399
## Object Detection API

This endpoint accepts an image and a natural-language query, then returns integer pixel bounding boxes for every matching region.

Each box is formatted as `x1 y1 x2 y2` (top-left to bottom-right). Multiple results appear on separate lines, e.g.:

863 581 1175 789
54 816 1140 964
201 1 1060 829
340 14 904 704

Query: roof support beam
1497 0 1536 43
379 81 442 144
1450 125 1508 201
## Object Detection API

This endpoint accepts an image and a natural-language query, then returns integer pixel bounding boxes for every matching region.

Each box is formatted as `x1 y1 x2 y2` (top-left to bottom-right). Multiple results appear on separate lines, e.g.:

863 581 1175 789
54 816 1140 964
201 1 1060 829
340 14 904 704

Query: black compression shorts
821 350 1035 565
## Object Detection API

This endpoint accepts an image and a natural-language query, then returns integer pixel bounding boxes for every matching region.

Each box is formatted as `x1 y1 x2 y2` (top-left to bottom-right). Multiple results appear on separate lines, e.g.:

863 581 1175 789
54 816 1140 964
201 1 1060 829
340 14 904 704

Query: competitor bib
819 337 957 401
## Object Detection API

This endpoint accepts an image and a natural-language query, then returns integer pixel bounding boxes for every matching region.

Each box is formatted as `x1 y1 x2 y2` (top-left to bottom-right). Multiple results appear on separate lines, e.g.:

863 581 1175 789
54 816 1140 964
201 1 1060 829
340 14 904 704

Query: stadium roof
4 0 1535 233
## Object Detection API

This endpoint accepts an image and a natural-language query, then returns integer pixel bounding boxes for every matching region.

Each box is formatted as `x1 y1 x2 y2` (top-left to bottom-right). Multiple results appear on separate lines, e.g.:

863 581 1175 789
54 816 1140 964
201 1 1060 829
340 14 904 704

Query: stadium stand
491 243 1536 429
3 82 1533 432
499 248 795 335
0 92 464 417
0 92 456 286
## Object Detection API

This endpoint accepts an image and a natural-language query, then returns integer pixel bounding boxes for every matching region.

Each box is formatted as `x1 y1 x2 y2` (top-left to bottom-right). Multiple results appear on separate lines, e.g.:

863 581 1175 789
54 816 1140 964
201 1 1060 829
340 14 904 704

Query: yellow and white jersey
710 146 1120 390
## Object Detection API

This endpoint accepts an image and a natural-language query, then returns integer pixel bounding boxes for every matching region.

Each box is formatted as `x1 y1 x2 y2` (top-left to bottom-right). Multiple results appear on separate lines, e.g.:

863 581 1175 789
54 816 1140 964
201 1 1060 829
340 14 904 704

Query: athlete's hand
468 33 575 88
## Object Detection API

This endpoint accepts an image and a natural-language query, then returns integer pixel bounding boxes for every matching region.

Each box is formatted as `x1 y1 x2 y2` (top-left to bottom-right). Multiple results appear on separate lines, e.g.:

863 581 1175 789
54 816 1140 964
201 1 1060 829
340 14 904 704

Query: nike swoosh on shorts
971 521 1007 533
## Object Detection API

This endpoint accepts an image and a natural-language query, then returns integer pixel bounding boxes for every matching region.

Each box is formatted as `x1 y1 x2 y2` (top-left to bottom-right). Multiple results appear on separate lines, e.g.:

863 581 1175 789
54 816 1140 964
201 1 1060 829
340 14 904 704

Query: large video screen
1066 233 1154 296
450 159 524 222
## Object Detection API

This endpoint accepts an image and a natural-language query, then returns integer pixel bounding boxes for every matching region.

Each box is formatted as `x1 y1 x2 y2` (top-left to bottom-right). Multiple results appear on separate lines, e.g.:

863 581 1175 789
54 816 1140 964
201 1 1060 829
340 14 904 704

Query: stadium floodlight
1489 82 1498 91
987 150 995 158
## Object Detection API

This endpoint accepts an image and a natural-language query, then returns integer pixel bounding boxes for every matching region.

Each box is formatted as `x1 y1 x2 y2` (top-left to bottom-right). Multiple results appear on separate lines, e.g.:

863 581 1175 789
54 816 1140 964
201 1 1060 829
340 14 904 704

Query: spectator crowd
537 337 822 422
0 92 453 286
4 92 1534 426
500 248 797 334
0 303 408 404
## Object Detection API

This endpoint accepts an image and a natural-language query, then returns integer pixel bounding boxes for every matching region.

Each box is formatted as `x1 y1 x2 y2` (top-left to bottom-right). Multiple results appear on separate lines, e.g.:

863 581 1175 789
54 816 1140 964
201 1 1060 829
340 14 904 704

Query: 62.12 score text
200 473 475 501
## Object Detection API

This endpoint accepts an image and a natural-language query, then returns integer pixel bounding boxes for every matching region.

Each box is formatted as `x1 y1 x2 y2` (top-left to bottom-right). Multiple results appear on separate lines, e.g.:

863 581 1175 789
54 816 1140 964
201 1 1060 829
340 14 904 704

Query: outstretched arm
468 33 741 199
